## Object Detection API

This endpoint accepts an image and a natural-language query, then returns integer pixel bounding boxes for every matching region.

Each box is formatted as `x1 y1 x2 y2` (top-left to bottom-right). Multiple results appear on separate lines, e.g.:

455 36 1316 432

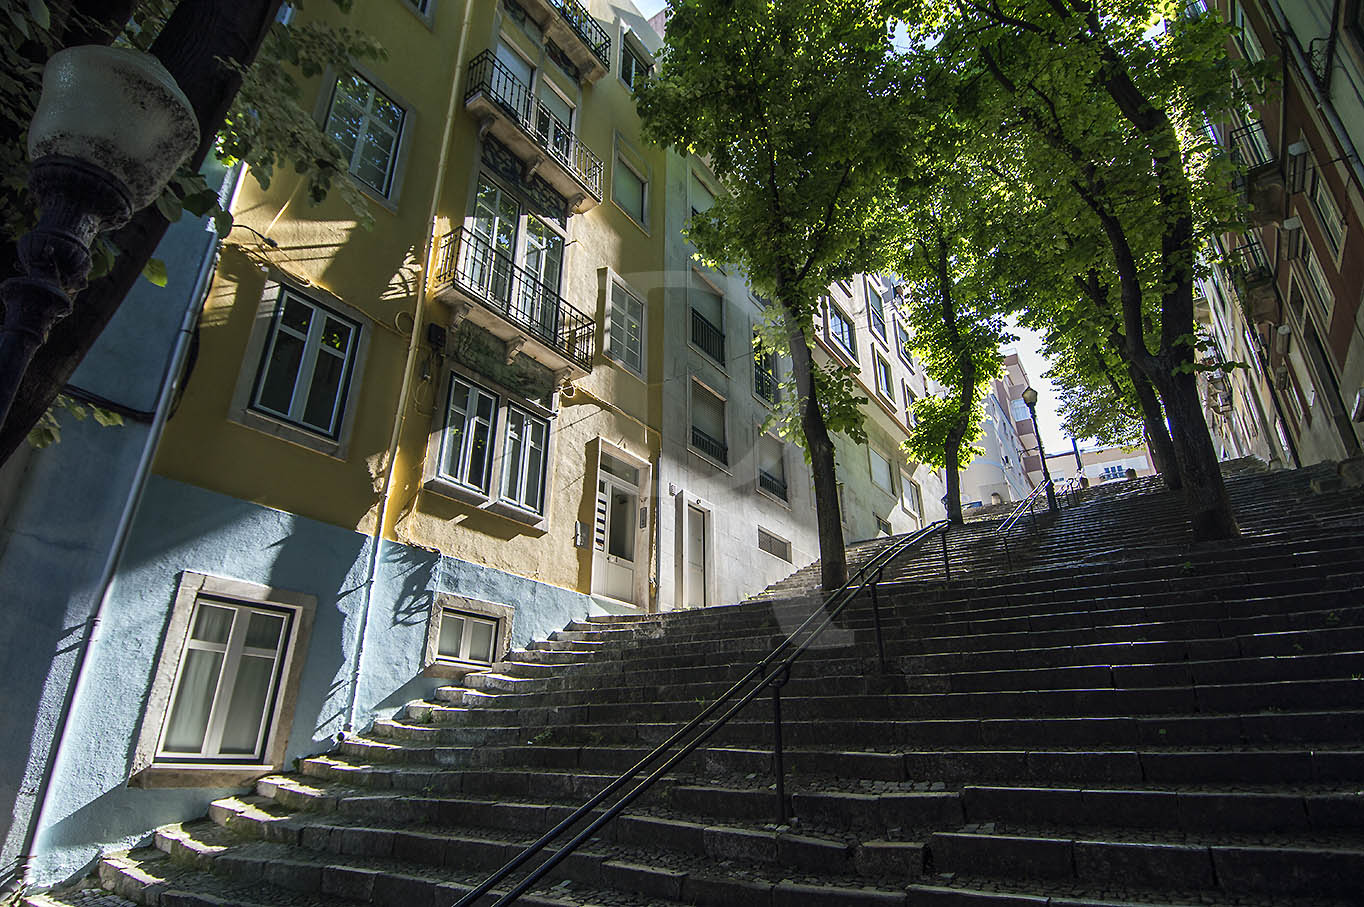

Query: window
690 382 728 465
758 435 787 500
867 283 887 341
607 281 645 377
441 376 499 494
895 319 914 368
621 41 651 90
903 381 918 426
537 84 576 166
754 336 780 404
1300 243 1334 323
874 353 894 402
827 301 857 360
1308 163 1346 256
436 608 499 665
691 276 726 365
869 448 894 495
1230 1 1265 64
875 515 893 537
1011 397 1032 424
900 473 922 519
690 171 715 219
757 527 792 562
325 72 405 197
501 406 549 514
251 289 360 439
158 598 293 762
132 573 316 786
613 153 647 226
1101 464 1125 480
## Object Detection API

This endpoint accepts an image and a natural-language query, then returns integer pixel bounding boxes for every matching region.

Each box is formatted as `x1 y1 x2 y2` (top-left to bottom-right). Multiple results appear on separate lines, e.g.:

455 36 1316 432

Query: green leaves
142 258 168 288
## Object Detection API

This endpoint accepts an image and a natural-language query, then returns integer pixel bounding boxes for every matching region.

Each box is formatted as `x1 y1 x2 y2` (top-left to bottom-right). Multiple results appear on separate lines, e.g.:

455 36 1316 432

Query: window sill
610 200 650 236
687 342 729 376
423 475 492 508
484 498 549 532
130 762 276 790
234 408 347 460
348 172 400 215
423 657 495 680
754 484 791 509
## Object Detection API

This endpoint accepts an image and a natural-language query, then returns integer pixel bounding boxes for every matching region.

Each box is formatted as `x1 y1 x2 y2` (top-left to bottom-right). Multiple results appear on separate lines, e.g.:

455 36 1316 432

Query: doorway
592 449 647 607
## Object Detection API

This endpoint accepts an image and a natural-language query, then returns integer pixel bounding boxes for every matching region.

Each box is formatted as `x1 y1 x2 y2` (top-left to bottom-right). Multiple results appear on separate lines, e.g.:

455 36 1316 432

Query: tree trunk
936 231 972 525
778 292 847 590
1126 361 1180 490
943 434 964 524
0 0 281 464
1150 367 1240 539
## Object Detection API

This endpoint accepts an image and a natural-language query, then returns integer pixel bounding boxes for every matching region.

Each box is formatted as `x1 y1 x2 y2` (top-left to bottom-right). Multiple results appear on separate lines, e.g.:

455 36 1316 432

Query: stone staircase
32 463 1364 906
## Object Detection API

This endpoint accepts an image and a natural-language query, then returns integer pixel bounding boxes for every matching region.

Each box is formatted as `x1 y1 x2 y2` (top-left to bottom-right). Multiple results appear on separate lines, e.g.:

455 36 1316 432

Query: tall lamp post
1021 385 1058 512
0 45 199 429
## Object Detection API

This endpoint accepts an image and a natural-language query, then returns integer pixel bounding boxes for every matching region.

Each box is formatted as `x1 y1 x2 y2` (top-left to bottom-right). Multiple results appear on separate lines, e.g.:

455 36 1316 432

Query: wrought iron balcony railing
466 51 604 199
549 0 610 65
759 468 788 500
1229 120 1274 171
754 356 780 403
690 308 725 364
691 426 728 464
434 227 594 370
1228 235 1272 284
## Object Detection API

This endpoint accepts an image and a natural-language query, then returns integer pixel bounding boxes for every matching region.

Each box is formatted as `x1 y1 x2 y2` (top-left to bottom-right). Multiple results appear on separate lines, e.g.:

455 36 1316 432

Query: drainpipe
10 168 237 891
342 0 475 733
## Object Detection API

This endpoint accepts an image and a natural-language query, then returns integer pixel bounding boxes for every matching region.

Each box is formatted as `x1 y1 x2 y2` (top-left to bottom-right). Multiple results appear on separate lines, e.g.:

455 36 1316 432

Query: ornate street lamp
0 45 199 428
1021 385 1058 512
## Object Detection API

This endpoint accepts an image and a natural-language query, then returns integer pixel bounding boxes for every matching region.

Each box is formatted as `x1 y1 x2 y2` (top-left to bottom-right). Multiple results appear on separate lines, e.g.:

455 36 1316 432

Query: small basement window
757 527 792 562
437 609 499 664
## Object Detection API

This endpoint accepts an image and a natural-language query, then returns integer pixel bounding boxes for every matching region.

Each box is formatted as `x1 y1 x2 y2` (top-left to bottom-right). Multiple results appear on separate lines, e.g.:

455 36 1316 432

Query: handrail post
941 525 951 583
1028 499 1036 529
1002 534 1011 570
871 566 886 673
770 667 789 825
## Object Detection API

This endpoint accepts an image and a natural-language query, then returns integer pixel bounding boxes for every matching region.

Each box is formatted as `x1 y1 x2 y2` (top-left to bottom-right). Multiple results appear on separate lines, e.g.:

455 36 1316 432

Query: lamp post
0 45 199 429
1021 385 1058 512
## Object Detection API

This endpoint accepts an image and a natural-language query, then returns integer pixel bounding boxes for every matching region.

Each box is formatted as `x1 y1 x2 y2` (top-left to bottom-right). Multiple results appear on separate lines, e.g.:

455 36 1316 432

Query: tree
899 0 1259 539
0 0 382 463
637 0 911 589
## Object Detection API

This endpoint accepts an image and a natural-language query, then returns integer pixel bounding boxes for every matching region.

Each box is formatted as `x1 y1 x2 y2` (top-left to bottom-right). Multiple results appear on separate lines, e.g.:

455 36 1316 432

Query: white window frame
248 288 362 439
903 380 918 426
874 352 894 402
612 136 650 231
323 70 408 201
869 447 894 495
1298 243 1334 325
620 35 652 91
900 472 922 521
435 608 499 664
606 278 646 379
1011 397 1032 423
826 300 858 362
867 283 888 343
131 573 316 788
440 374 500 496
1308 160 1346 257
895 318 915 368
500 404 550 516
423 593 514 678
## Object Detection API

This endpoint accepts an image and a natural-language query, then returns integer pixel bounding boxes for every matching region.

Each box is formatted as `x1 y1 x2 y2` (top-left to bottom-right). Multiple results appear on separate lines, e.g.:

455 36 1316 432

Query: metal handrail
451 519 953 906
995 478 1054 569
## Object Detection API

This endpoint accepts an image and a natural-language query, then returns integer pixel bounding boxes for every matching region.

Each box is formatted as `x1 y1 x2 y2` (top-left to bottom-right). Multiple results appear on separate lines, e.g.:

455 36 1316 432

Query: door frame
590 439 652 610
674 490 715 611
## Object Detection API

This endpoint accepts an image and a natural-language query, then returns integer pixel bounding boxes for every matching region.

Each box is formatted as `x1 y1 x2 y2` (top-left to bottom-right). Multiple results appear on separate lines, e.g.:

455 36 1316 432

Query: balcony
758 468 787 500
1228 235 1278 322
691 426 728 465
754 356 780 403
516 0 610 83
691 309 725 364
1229 121 1283 226
465 51 603 213
433 227 594 376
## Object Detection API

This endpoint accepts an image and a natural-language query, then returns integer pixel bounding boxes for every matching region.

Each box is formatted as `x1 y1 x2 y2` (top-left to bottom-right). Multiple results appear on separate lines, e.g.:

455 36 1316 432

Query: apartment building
960 352 1037 507
1045 443 1156 485
1194 0 1364 468
0 0 946 886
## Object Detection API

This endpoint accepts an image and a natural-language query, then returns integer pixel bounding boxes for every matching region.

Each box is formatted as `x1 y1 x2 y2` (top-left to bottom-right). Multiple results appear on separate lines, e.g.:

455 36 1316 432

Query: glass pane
192 604 235 644
600 453 639 486
162 649 224 753
468 418 492 490
438 613 465 658
257 332 305 416
443 383 470 479
503 412 525 502
218 654 275 756
320 317 352 352
244 611 286 650
614 161 644 222
301 349 344 432
523 419 547 512
608 488 637 560
371 95 403 134
467 619 496 663
281 298 313 335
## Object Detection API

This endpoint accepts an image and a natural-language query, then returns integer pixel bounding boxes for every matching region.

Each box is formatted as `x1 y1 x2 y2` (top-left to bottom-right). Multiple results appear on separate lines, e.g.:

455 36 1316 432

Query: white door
685 504 707 609
594 454 642 605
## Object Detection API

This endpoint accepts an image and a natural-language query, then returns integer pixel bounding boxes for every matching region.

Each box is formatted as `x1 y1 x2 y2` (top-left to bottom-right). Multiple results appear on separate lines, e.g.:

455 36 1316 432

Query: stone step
904 876 1358 906
959 785 1364 832
22 887 139 907
925 828 1364 899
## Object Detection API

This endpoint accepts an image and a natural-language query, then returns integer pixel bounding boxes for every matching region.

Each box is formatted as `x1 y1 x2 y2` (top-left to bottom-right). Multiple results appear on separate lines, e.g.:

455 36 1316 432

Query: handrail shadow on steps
451 518 954 906
995 474 1082 569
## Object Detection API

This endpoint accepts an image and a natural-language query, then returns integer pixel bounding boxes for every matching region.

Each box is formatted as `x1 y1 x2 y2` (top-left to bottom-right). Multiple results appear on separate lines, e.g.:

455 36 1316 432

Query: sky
630 0 1074 459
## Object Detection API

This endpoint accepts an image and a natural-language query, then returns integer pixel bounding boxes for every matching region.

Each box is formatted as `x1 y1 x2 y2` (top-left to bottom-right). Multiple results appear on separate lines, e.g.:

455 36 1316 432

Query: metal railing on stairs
996 478 1054 569
451 519 953 906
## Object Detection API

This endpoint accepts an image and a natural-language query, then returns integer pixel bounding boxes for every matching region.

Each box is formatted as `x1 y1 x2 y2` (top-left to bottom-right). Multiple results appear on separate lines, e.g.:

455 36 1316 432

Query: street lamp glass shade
27 46 199 210
1021 386 1038 407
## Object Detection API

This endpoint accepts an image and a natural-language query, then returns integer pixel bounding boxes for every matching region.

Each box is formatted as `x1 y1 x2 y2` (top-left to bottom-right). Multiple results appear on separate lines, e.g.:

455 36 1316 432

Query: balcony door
493 40 534 122
537 85 575 167
520 216 563 339
471 178 518 305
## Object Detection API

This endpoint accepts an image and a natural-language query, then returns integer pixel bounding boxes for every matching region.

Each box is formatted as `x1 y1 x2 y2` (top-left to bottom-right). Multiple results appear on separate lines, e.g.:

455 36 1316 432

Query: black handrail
995 477 1053 569
451 519 952 906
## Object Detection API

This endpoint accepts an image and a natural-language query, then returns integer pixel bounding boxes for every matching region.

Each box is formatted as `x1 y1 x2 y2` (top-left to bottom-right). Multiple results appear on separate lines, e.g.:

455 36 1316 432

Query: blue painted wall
0 181 223 879
25 477 594 885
